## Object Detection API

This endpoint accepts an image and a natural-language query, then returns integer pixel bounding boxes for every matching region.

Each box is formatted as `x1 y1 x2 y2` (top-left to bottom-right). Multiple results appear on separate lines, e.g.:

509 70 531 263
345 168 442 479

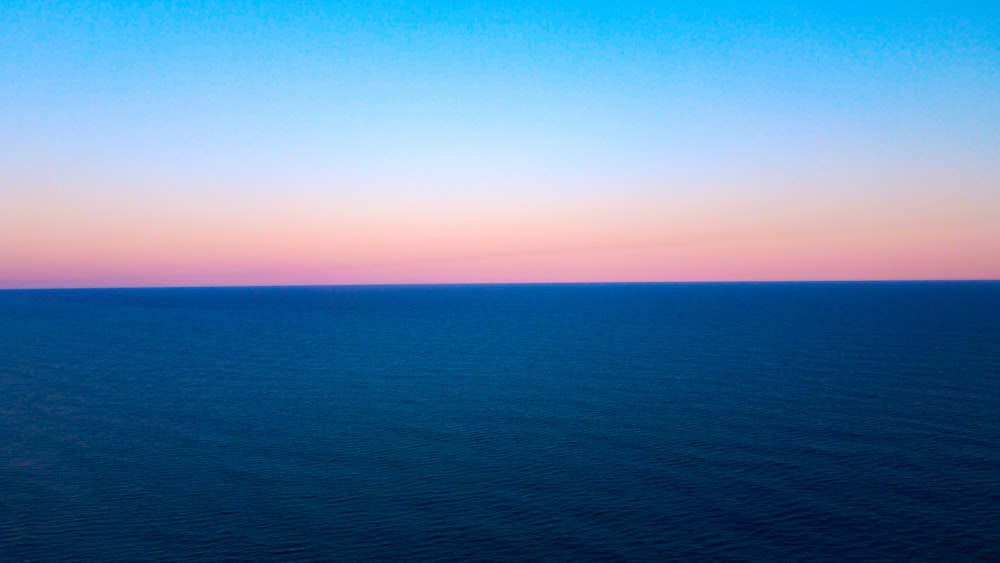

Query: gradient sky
3 0 999 288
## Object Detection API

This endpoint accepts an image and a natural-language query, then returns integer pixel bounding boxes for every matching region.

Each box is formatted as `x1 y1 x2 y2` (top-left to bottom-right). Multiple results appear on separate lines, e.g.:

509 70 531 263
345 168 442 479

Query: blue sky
2 1 999 287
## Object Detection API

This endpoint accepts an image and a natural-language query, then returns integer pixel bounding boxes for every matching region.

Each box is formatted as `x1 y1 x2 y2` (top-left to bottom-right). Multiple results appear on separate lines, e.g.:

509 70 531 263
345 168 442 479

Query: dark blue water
2 282 999 561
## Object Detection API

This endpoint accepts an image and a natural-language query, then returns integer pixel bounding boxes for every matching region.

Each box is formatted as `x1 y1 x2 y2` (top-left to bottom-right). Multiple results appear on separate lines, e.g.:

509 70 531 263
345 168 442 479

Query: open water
2 282 999 561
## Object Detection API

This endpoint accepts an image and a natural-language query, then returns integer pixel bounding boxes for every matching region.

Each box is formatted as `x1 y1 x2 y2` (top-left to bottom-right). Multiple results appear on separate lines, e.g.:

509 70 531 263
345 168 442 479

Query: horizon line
3 278 998 292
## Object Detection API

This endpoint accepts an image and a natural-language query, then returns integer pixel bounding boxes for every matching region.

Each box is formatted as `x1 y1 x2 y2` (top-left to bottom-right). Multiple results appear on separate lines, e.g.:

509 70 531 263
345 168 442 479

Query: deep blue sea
2 282 999 561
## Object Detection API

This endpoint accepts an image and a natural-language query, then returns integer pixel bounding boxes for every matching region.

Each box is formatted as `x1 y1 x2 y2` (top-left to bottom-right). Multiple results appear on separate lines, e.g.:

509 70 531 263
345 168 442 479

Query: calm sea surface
2 282 999 561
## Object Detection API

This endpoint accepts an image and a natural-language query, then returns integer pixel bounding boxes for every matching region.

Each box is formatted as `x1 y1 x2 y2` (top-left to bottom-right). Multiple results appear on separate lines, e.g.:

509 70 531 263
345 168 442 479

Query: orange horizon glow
4 167 999 289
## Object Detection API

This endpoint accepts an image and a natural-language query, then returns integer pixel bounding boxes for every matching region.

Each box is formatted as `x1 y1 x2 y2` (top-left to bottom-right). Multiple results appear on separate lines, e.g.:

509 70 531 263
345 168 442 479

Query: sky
2 0 999 288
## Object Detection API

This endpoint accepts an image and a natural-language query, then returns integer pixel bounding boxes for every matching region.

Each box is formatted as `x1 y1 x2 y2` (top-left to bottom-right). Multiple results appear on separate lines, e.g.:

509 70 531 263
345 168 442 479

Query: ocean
2 282 998 561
